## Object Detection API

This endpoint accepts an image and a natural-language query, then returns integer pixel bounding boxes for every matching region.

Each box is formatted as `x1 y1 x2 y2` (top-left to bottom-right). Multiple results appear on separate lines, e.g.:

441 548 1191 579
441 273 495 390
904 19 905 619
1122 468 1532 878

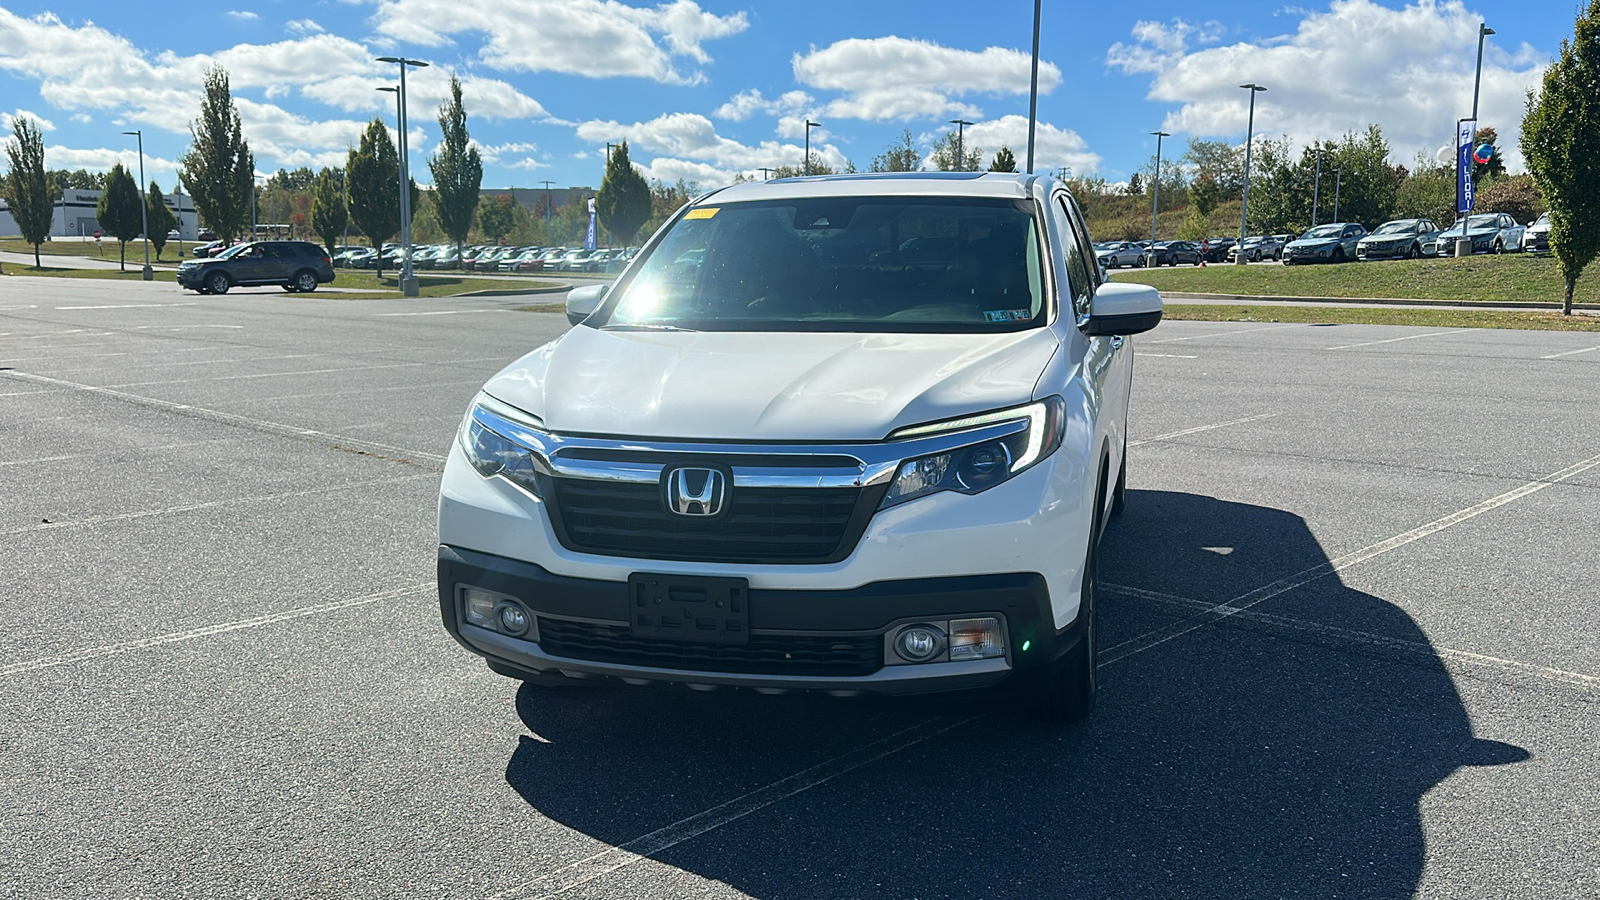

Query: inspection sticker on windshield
684 207 719 220
984 309 1032 323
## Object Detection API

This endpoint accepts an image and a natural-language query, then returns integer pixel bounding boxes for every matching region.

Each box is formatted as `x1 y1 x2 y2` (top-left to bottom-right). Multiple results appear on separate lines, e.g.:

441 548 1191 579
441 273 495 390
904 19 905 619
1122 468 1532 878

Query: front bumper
438 545 1079 695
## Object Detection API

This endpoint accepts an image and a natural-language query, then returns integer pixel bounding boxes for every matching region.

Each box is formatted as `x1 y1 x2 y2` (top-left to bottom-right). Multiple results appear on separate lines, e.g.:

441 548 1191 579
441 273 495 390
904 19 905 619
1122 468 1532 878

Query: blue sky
0 1 1570 194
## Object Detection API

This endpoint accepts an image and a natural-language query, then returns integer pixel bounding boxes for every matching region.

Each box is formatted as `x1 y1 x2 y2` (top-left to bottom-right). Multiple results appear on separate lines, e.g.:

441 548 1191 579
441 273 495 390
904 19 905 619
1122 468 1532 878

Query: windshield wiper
600 323 696 332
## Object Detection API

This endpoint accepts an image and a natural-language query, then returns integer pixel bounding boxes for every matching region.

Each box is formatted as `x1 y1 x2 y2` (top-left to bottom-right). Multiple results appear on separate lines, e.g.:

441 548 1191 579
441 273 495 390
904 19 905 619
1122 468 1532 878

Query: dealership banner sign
1457 118 1476 215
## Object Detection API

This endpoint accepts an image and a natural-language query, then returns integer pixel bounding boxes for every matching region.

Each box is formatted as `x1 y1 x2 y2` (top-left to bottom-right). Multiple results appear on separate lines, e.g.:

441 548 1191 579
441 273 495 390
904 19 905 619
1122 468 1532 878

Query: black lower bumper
437 545 1080 694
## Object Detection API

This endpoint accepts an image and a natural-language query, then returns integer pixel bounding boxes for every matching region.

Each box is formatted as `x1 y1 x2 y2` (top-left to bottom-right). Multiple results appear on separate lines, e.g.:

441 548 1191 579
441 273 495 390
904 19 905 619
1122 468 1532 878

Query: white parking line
1542 345 1600 360
373 309 502 317
103 356 508 388
0 304 39 310
54 302 197 310
1101 448 1600 663
1147 323 1307 344
1129 413 1280 447
490 716 977 900
1135 352 1198 359
0 584 432 678
1324 329 1471 351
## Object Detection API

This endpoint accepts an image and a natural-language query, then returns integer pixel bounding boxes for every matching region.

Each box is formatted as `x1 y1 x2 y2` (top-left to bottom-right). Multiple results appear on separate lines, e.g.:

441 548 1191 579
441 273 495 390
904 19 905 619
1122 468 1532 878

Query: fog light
948 617 1005 661
893 624 946 663
463 588 496 628
497 603 530 636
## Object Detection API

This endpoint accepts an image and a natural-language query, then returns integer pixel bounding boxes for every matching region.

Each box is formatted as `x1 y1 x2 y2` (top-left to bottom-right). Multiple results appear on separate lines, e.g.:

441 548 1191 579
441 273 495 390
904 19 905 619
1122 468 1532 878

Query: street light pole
1026 0 1041 173
539 179 555 237
949 119 973 171
758 167 773 180
378 86 401 277
122 129 152 280
1237 83 1267 264
804 120 820 176
1333 167 1343 222
1312 147 1324 226
1472 23 1495 123
377 56 429 297
1149 130 1169 268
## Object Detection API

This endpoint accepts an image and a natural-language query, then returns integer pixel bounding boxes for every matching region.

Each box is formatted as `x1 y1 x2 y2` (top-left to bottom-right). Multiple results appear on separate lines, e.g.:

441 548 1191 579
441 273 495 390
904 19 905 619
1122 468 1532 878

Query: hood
1287 238 1339 249
482 327 1061 441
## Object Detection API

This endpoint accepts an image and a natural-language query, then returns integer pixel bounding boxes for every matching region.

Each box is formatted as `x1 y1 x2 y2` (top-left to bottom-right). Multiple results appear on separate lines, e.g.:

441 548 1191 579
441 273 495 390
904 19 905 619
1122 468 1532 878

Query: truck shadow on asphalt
503 490 1527 898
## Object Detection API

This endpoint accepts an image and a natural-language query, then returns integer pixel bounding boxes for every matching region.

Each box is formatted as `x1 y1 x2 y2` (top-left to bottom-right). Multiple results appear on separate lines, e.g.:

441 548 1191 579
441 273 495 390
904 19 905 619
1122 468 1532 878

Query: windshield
1373 221 1417 235
1444 215 1497 233
1300 225 1342 240
600 196 1046 333
216 243 252 259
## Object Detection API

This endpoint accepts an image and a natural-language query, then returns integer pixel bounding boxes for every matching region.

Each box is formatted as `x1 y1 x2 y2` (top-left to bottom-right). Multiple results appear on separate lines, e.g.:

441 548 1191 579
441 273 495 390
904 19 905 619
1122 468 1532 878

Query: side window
1055 196 1092 318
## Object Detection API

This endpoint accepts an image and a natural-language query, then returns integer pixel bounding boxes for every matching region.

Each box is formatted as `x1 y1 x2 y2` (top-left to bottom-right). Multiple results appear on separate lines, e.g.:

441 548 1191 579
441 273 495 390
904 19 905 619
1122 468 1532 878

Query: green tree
145 182 177 260
928 130 982 171
771 154 837 179
1473 174 1544 225
1521 0 1600 315
870 129 922 172
2 116 52 268
428 75 483 254
989 146 1018 172
311 167 348 258
179 65 255 241
478 193 517 241
96 163 144 271
1125 172 1143 196
595 140 652 246
1182 139 1245 200
1393 160 1455 225
347 118 401 276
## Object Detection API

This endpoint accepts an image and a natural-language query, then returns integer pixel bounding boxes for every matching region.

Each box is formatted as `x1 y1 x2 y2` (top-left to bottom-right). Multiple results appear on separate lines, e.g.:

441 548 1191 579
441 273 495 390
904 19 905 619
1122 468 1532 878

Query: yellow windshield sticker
684 207 719 220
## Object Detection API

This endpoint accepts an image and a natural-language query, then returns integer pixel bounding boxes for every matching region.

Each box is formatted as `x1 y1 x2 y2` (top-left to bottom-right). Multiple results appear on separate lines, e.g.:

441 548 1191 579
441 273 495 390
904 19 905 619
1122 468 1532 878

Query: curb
455 285 570 298
1159 291 1600 313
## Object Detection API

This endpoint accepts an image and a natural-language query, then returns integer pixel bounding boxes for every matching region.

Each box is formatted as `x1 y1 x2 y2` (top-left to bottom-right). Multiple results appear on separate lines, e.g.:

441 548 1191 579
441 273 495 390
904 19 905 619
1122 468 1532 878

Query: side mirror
566 283 608 326
1083 281 1162 336
1098 261 1109 284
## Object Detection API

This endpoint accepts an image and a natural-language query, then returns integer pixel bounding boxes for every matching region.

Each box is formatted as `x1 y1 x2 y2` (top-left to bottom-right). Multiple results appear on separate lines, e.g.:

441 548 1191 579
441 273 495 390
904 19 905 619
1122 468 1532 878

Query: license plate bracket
628 573 750 644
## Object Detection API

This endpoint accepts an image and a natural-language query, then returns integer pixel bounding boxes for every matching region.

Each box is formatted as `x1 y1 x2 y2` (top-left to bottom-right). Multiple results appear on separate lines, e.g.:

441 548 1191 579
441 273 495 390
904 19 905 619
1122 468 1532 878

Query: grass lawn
0 265 178 281
1164 303 1600 332
0 237 192 263
1111 253 1598 306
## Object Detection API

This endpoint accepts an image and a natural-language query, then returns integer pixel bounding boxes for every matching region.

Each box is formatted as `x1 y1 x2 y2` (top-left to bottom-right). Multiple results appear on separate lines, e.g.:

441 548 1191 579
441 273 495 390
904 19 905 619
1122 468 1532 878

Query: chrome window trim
470 402 1030 489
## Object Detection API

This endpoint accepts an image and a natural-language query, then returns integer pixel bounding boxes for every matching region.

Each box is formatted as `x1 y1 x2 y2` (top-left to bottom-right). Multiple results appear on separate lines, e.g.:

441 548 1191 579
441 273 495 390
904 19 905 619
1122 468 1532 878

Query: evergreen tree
2 116 52 268
347 118 401 276
595 140 652 246
145 182 178 260
1521 0 1600 315
428 75 483 255
96 163 144 272
311 168 348 258
989 147 1018 173
179 66 255 241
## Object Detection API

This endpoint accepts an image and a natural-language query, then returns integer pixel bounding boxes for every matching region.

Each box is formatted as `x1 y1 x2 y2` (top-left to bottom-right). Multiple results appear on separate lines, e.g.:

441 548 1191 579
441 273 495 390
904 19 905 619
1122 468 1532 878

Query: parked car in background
1283 223 1366 264
1096 241 1145 269
500 248 543 272
1202 237 1236 263
432 248 462 270
192 240 226 258
436 171 1164 722
1153 241 1204 266
1356 218 1441 260
556 248 597 271
602 247 639 273
197 229 217 242
1523 212 1550 252
1227 236 1275 262
176 240 334 295
1434 213 1525 256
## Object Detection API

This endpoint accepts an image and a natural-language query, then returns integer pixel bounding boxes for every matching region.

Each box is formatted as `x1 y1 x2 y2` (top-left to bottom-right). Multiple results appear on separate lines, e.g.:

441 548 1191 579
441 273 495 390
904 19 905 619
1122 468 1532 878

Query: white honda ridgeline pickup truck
438 172 1162 722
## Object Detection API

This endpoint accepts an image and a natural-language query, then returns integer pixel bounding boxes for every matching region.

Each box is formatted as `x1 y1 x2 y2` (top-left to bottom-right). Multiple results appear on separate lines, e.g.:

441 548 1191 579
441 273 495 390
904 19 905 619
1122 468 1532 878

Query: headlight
459 397 542 496
880 397 1066 508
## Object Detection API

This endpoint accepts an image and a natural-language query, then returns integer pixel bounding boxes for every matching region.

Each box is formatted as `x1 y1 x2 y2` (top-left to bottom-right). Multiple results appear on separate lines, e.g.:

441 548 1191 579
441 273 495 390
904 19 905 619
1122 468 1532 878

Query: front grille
537 618 883 676
545 477 871 563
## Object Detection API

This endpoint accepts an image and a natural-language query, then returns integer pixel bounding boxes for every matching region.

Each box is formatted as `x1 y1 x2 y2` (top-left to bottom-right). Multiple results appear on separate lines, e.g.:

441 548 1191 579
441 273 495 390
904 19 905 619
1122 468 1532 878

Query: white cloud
1107 0 1547 171
576 111 847 182
368 0 748 84
42 145 184 187
1 108 55 134
792 36 1060 121
633 157 730 188
476 141 539 165
286 19 324 36
960 115 1102 176
226 10 260 21
713 88 812 122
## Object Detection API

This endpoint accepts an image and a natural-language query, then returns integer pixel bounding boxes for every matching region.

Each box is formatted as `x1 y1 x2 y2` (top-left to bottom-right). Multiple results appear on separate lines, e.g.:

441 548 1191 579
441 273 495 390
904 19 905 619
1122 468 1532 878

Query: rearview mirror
566 283 608 326
1083 282 1162 336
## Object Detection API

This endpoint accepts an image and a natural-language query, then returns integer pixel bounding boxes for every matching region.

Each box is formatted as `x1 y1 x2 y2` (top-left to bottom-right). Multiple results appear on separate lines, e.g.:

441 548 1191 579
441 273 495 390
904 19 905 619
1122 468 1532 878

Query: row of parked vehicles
1095 210 1553 269
330 244 639 274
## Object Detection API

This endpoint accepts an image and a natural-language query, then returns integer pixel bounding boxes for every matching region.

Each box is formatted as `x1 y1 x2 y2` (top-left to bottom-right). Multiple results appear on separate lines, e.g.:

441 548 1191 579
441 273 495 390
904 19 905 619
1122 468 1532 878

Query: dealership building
0 189 200 241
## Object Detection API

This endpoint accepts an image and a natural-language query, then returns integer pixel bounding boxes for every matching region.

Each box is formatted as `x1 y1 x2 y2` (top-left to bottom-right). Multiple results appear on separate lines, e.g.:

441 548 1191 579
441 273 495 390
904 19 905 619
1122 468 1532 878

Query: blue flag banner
1457 118 1476 215
585 197 597 250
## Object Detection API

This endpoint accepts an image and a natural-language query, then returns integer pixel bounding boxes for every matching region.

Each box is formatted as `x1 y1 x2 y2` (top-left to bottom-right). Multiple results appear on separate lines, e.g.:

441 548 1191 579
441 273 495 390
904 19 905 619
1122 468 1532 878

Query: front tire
206 272 230 295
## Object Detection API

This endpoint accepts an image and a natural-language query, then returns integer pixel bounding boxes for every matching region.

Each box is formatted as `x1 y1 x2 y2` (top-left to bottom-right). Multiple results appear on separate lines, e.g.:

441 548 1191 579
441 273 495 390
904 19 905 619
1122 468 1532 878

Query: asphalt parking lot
2 275 1597 899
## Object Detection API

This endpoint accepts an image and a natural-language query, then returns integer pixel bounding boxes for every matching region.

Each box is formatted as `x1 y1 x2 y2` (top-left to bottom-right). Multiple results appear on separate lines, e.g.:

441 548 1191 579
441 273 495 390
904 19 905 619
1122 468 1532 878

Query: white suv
437 172 1162 722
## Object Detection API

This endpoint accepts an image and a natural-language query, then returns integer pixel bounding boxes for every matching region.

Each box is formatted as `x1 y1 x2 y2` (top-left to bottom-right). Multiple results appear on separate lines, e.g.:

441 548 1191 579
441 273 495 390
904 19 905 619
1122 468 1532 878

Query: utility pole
1237 83 1267 263
376 55 429 296
1149 131 1169 267
122 129 152 280
539 179 554 238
